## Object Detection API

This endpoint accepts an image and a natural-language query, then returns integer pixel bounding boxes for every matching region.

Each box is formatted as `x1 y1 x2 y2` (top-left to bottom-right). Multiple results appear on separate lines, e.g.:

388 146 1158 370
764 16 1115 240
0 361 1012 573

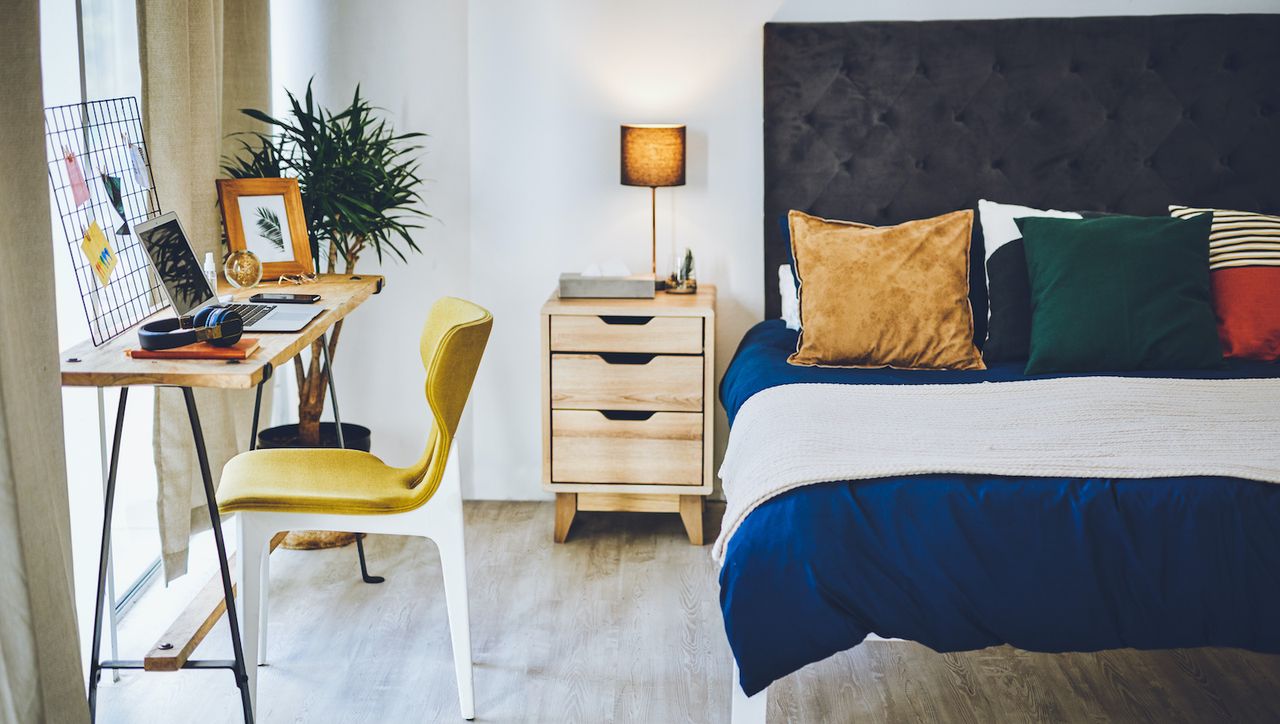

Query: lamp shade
620 124 686 187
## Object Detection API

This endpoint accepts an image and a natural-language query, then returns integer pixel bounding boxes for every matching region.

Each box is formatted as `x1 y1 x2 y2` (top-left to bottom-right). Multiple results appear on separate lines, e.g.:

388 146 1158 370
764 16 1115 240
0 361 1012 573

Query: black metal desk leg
88 387 128 722
248 364 271 452
182 387 256 724
249 380 264 451
320 333 384 584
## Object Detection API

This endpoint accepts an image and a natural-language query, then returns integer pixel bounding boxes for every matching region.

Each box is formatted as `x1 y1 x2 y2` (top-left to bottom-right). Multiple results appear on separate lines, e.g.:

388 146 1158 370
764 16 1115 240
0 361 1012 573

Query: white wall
468 0 783 499
271 0 479 493
280 0 1275 500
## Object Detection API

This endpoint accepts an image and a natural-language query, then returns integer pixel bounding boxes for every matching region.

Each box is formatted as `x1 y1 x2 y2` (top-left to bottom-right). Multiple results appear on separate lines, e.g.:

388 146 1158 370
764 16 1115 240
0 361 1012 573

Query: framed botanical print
216 177 314 277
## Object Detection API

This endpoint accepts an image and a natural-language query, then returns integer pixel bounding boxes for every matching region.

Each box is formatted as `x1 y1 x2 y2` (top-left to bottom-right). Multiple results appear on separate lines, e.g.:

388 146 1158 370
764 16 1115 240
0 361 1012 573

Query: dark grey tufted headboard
763 15 1280 325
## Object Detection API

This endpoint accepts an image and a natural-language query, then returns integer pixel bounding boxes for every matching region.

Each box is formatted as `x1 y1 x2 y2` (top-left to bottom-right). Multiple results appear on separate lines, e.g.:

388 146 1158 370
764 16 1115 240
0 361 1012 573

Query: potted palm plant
223 83 429 549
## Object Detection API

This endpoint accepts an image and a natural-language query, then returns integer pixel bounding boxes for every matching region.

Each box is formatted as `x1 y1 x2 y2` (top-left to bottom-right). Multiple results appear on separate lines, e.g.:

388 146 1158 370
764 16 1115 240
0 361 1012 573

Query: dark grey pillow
978 200 1083 362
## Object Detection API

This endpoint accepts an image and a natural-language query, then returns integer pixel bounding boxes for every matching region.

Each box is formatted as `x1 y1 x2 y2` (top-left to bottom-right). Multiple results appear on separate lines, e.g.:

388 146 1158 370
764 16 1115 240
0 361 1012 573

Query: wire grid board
46 97 165 346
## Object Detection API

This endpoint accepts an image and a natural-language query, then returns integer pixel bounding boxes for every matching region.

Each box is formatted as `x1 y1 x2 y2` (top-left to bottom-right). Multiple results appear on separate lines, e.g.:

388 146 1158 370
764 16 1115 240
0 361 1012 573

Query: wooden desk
63 274 382 724
61 274 383 389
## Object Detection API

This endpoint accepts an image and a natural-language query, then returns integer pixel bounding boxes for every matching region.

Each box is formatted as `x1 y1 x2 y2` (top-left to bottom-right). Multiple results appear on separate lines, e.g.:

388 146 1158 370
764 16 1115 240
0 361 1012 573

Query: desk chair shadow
217 297 492 720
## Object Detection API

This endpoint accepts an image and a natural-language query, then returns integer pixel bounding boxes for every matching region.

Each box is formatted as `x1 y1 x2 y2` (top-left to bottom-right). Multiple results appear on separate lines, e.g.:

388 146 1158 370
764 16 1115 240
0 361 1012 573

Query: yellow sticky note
81 221 118 286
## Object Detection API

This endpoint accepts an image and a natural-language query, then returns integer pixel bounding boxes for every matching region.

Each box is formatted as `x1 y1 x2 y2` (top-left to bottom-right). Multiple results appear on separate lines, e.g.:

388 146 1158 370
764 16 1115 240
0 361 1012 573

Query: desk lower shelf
144 532 287 671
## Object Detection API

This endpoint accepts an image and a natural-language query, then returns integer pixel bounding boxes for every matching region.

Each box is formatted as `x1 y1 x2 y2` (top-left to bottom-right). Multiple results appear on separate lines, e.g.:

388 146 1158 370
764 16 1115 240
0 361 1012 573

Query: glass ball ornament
224 249 263 288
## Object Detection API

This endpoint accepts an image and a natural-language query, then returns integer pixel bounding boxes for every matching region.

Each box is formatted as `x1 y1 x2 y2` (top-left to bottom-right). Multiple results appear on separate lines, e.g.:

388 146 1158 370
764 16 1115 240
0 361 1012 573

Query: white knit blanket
713 377 1280 562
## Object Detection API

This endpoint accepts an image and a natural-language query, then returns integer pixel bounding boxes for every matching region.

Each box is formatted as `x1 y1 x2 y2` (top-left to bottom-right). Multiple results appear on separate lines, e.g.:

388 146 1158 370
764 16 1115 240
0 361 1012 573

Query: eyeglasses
276 273 317 286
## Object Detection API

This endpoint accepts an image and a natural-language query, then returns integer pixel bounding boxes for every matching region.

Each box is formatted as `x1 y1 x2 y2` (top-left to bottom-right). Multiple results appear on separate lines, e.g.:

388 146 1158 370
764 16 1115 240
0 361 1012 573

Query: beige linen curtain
0 4 92 722
137 0 272 581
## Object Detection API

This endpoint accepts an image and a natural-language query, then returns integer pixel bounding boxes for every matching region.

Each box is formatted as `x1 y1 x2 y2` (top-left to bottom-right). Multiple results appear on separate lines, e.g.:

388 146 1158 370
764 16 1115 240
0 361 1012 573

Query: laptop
135 211 323 333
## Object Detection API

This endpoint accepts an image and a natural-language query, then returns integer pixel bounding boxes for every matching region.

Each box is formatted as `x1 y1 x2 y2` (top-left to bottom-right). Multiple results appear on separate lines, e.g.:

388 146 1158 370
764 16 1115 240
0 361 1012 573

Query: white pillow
779 264 800 330
978 199 1081 258
977 199 1081 316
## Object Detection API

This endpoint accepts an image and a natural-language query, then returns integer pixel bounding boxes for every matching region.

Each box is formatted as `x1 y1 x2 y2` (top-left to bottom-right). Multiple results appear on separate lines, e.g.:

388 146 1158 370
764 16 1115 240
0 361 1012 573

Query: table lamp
621 124 686 285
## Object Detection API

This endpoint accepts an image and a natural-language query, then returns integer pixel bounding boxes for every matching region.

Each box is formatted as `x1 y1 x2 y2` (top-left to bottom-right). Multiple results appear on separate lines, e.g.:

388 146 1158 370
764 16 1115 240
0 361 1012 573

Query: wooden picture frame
216 177 315 277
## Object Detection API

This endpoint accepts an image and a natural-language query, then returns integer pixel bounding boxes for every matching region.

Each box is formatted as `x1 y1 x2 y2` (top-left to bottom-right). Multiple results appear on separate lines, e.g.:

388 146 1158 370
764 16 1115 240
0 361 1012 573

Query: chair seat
218 448 429 515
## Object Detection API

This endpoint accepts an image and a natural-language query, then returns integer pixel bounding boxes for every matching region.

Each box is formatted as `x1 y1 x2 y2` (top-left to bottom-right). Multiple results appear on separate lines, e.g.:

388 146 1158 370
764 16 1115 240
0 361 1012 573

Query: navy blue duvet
720 321 1280 696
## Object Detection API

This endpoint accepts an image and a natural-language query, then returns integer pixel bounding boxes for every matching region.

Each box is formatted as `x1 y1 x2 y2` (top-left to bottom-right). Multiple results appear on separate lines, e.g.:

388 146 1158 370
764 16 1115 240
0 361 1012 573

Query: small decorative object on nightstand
541 285 715 544
667 247 697 294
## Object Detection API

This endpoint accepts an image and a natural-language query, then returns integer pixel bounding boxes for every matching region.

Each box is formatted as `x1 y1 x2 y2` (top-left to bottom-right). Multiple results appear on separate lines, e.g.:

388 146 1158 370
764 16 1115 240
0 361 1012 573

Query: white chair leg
257 530 271 666
731 662 768 724
429 451 474 720
236 513 267 716
437 505 475 719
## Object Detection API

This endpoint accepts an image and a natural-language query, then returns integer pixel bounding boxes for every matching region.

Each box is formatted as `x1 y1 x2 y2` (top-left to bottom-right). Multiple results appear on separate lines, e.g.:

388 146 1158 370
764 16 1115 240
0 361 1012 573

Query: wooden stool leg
679 495 704 545
554 493 577 543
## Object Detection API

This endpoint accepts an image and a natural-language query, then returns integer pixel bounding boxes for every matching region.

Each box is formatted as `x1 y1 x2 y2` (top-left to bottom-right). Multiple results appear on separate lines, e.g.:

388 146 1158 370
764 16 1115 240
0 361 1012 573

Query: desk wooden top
60 274 383 390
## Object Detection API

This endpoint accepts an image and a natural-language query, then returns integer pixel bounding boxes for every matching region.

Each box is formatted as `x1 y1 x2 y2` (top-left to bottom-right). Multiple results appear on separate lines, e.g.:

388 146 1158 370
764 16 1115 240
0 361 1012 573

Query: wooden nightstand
541 286 715 544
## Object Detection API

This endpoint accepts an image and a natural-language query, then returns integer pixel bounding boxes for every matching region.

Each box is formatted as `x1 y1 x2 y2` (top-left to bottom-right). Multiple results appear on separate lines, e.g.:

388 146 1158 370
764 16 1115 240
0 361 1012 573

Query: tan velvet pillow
789 209 985 370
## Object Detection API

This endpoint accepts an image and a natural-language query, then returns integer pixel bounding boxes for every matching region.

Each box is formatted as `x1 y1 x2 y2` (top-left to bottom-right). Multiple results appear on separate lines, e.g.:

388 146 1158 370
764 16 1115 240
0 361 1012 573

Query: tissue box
558 273 655 299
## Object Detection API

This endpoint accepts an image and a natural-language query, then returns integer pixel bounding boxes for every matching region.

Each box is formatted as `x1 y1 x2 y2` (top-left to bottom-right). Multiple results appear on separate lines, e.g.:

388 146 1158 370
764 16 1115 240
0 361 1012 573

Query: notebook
127 338 261 360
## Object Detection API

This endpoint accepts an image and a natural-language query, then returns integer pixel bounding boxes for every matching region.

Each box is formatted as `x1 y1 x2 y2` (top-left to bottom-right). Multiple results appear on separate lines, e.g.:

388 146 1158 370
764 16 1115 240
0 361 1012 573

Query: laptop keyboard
225 303 275 327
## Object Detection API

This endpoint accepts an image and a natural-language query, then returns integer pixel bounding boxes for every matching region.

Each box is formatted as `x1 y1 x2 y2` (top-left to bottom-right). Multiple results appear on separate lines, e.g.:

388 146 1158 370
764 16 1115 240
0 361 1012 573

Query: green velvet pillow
1017 214 1221 375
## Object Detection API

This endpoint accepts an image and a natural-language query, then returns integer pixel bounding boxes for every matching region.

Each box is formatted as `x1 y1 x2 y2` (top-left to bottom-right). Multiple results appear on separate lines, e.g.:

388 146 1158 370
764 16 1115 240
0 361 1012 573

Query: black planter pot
257 422 376 553
256 422 372 452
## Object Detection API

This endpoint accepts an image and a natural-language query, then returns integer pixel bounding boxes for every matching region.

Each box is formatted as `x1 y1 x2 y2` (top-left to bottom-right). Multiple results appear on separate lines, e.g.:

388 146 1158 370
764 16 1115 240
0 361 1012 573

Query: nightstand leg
554 493 577 543
679 495 704 545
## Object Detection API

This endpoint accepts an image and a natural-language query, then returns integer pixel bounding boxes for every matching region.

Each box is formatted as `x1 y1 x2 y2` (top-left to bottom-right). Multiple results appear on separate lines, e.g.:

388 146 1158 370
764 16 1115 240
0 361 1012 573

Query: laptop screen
136 217 215 316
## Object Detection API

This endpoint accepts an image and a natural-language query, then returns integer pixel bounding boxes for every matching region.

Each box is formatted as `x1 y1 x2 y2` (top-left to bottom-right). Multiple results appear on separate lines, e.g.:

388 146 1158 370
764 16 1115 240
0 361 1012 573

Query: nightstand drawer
551 353 702 412
549 315 702 354
551 410 702 485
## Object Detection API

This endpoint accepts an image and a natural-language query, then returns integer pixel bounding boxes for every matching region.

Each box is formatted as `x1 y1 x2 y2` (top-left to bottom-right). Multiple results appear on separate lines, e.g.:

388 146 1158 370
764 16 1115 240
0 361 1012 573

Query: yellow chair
217 297 492 721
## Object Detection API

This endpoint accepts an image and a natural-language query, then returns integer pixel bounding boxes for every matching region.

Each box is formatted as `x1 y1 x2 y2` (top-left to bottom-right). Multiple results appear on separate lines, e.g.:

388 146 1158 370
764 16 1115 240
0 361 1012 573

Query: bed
723 15 1280 722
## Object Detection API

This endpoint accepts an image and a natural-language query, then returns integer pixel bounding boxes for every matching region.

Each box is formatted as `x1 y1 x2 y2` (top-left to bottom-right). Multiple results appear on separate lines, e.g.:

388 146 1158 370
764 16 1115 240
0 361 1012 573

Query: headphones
138 307 244 351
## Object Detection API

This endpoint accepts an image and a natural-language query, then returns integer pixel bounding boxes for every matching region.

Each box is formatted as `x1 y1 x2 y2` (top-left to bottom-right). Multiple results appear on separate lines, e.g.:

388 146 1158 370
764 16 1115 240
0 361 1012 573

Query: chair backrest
406 297 493 494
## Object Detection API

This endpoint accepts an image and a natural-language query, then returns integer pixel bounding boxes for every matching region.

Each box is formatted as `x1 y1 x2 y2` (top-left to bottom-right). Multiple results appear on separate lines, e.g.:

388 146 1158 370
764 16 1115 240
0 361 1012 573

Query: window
41 0 161 630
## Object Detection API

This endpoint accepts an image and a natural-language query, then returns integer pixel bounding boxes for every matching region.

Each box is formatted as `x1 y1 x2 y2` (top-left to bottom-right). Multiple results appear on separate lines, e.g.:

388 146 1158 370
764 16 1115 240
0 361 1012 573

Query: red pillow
1171 205 1280 360
1210 266 1280 360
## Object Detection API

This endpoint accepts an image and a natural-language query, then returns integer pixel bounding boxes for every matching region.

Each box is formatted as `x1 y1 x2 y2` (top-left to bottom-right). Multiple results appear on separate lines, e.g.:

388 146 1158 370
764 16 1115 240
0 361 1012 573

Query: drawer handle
599 315 653 325
599 410 656 421
597 352 656 365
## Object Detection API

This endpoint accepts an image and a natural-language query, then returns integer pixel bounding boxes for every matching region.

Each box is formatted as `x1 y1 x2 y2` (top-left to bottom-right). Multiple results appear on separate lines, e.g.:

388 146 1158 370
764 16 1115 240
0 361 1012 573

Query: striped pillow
1171 205 1280 360
1171 205 1280 269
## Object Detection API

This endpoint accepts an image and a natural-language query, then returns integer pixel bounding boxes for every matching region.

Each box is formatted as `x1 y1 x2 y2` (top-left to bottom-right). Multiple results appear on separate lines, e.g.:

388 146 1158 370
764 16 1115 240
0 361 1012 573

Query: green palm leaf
254 207 285 250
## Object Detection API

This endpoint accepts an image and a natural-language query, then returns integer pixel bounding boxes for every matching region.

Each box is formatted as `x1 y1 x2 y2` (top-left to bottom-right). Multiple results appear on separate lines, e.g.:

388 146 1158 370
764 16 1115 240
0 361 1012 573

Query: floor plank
96 501 1280 723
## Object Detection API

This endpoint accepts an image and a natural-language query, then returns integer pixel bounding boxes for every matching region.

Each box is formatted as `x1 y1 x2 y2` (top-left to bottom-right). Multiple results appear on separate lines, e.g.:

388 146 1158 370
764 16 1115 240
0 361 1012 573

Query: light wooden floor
97 501 1280 723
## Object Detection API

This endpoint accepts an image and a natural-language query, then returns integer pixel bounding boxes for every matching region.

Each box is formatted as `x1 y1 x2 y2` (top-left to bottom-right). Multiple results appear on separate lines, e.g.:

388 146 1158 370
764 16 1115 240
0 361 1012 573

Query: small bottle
203 252 217 292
